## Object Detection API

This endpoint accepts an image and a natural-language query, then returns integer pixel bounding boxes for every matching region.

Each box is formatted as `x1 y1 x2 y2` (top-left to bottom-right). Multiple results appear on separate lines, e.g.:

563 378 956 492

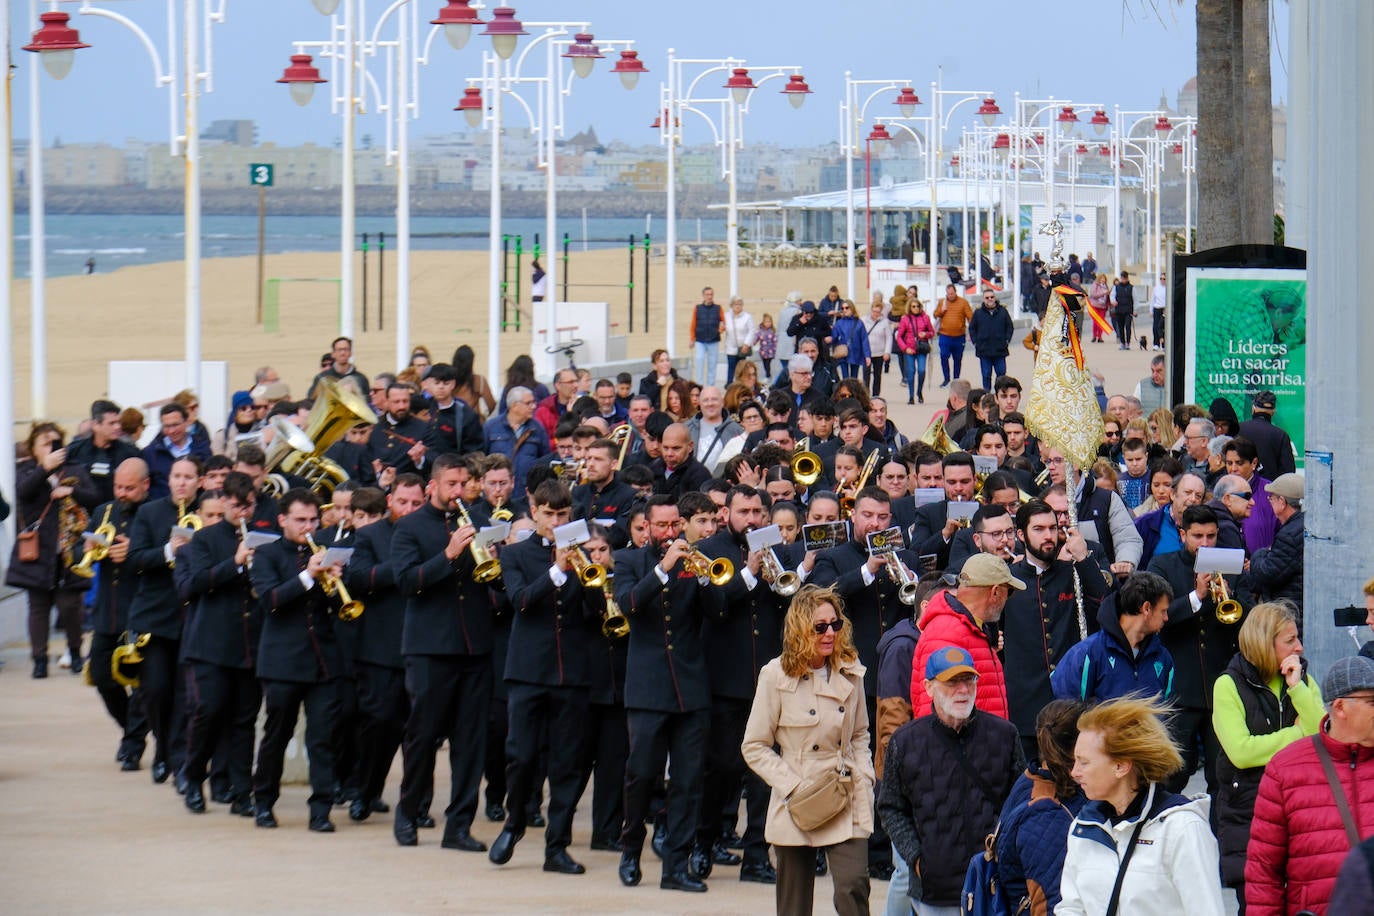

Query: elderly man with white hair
686 387 742 473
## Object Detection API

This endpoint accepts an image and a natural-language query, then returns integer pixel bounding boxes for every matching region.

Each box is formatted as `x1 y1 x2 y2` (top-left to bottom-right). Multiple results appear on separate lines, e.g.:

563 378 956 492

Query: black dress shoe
174 769 190 796
151 761 170 784
255 808 278 829
308 815 336 833
441 831 487 852
484 802 506 822
815 849 828 876
394 816 418 847
527 810 546 828
660 871 708 893
618 852 642 887
370 799 390 814
183 784 206 814
488 828 523 865
349 798 371 822
543 849 586 875
230 798 255 817
32 658 48 679
651 821 668 859
590 837 623 852
210 788 234 805
70 656 84 675
415 814 435 828
119 756 140 772
740 861 777 884
689 844 713 880
712 842 742 866
869 861 895 881
719 831 743 850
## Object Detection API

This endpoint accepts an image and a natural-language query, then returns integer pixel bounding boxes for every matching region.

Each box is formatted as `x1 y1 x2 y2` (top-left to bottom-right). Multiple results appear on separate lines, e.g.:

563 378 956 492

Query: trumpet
759 548 800 596
71 504 116 579
1210 573 1243 625
840 450 881 517
455 499 503 583
885 553 921 606
683 547 734 586
551 458 585 483
600 575 630 640
791 438 822 487
569 547 607 588
306 533 364 621
111 632 152 688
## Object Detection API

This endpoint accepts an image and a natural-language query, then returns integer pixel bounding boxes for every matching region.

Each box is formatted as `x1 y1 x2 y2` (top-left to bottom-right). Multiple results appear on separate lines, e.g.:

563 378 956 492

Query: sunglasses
813 620 844 634
1229 491 1253 501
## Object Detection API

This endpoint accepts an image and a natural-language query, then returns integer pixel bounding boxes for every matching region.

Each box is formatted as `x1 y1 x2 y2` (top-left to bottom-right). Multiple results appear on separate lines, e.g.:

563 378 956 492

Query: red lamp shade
455 86 484 128
482 6 526 60
431 1 484 50
977 97 1001 126
724 68 756 105
894 86 921 118
277 54 327 107
780 74 812 109
23 11 90 80
611 50 648 91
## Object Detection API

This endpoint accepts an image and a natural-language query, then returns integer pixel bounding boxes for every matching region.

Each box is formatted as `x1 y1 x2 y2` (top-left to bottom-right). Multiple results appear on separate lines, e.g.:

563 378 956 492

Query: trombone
455 499 503 583
609 423 634 471
305 533 364 621
839 450 881 517
683 547 734 586
759 548 800 596
569 547 607 588
1209 573 1243 624
791 438 822 487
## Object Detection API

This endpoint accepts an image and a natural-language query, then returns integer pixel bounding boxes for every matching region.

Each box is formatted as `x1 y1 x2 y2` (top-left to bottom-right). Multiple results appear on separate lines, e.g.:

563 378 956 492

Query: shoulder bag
16 500 52 563
1313 734 1362 847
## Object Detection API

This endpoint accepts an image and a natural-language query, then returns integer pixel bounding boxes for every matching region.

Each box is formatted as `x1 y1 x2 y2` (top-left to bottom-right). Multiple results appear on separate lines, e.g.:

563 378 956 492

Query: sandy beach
9 247 1156 434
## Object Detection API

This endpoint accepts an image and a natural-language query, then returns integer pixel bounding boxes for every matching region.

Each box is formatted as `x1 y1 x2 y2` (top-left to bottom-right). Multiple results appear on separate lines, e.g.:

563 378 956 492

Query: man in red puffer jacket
1246 656 1374 916
910 554 1022 719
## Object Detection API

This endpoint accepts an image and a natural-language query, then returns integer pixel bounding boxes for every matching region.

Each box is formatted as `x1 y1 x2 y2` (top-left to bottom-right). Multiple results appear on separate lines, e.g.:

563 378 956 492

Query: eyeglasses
813 619 844 634
1227 491 1253 501
978 528 1015 540
1104 430 1121 439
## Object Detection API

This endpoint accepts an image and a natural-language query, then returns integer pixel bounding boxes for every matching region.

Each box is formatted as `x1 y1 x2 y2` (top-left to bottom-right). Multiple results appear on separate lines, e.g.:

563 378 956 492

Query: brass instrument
455 499 503 583
600 574 630 640
111 632 152 688
609 423 634 471
306 533 364 620
839 449 881 516
569 547 607 588
951 496 974 529
262 473 291 498
1210 573 1243 624
790 438 822 487
683 547 734 586
177 499 204 532
918 415 954 455
489 502 515 524
551 458 585 483
57 476 90 571
71 504 116 579
264 378 378 494
869 529 919 605
759 548 800 596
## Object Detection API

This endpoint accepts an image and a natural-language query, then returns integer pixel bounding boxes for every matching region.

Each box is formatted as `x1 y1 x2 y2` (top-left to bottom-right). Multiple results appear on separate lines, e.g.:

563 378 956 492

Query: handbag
16 501 52 563
916 338 931 355
787 764 853 832
738 343 753 357
830 342 850 360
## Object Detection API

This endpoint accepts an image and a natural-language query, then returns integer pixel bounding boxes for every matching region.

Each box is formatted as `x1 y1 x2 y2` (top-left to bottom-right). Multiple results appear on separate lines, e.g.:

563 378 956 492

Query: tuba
305 533 364 620
600 575 630 640
454 499 503 583
1210 573 1243 625
264 378 377 495
71 504 116 579
790 438 822 487
683 547 734 586
918 415 954 455
111 632 152 688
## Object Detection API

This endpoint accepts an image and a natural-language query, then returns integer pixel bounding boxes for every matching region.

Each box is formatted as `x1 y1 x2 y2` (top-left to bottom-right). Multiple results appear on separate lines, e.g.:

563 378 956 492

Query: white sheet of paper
1195 547 1245 575
554 519 590 549
322 547 354 568
914 487 945 507
746 525 784 552
946 501 979 522
244 531 281 550
476 523 511 548
171 526 198 540
82 531 111 547
972 455 999 476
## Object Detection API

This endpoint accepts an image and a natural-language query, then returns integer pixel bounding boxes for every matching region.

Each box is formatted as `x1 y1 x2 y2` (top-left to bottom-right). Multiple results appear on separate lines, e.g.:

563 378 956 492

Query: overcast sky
13 0 1289 150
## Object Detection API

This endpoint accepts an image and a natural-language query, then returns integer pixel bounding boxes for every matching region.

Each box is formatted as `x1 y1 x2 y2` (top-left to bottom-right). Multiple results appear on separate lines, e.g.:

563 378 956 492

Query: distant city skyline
13 0 1289 151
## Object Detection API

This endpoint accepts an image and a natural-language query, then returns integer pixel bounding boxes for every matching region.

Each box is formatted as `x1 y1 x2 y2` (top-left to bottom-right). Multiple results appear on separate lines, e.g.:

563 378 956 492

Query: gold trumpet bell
111 633 151 689
791 451 822 487
472 554 503 584
70 524 115 579
685 550 734 586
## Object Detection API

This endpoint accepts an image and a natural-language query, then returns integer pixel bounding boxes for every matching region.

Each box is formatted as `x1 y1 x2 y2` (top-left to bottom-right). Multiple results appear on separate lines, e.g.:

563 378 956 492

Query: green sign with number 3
249 163 274 187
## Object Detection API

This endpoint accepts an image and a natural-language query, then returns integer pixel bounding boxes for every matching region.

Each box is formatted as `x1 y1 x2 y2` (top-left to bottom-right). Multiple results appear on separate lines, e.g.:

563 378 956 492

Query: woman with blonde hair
1211 600 1322 905
1058 696 1225 916
743 585 873 915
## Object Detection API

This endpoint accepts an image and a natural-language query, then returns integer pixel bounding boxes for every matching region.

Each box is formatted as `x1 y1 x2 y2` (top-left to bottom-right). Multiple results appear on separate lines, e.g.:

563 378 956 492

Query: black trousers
397 654 491 836
354 661 407 805
26 587 84 661
484 693 508 809
504 681 589 853
574 702 629 846
1113 312 1131 347
253 678 340 816
621 707 709 876
183 661 260 801
331 673 361 798
139 636 186 772
1166 705 1222 799
697 696 770 865
88 630 150 760
1152 308 1166 347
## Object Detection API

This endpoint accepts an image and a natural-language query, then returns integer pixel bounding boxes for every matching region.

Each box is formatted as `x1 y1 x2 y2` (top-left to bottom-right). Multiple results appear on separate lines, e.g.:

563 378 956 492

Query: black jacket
586 580 628 706
571 476 639 549
180 520 261 670
426 398 484 457
84 498 145 635
968 304 1014 360
878 711 1024 906
4 459 99 592
810 539 922 695
344 517 406 670
613 544 716 713
1237 415 1296 480
501 534 596 687
126 496 189 639
1002 556 1107 736
910 499 962 570
65 436 141 506
1204 498 1248 553
141 437 212 501
368 414 431 477
1244 511 1304 616
650 455 711 501
1149 549 1243 709
392 502 496 657
323 440 377 487
696 529 786 700
250 535 348 682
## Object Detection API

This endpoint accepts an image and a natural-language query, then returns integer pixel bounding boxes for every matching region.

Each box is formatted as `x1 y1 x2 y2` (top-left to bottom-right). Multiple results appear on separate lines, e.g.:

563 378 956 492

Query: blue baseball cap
925 645 978 682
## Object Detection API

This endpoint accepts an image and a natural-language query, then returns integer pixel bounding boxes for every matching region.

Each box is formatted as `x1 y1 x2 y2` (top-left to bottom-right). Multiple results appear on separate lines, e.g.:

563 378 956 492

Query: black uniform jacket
425 399 484 457
84 498 144 635
251 535 348 683
369 414 432 477
695 529 786 701
572 476 639 549
501 534 596 687
613 544 719 713
345 517 406 670
126 496 188 640
1149 548 1243 710
586 579 628 706
180 520 261 670
391 502 496 657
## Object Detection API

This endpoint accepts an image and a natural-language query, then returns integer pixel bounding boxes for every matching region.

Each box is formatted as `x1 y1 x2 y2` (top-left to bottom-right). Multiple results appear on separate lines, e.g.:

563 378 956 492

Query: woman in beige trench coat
742 585 874 915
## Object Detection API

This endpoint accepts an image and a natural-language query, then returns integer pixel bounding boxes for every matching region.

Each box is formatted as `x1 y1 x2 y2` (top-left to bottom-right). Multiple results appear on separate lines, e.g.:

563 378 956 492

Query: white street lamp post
840 74 914 301
926 74 998 307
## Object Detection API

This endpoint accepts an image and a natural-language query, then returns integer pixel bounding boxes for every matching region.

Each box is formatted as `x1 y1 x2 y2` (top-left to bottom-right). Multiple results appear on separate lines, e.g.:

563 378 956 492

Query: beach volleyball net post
262 278 342 334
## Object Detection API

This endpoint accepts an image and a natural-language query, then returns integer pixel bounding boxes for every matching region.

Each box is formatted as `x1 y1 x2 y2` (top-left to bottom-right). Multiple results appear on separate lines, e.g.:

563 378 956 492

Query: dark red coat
1245 722 1374 915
